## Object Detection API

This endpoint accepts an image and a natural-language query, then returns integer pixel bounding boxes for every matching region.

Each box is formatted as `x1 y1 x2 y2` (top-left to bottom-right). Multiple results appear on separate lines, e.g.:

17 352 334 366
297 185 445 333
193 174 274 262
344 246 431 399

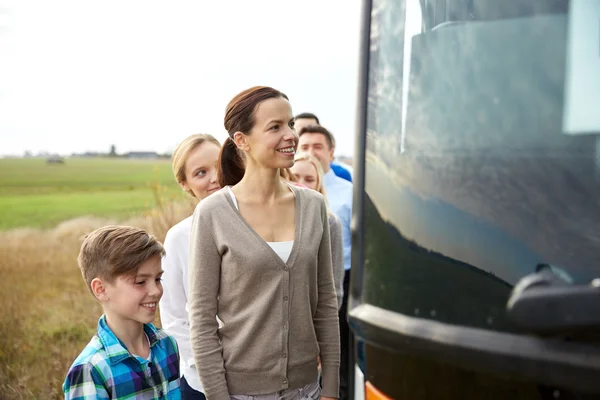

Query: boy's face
101 255 164 325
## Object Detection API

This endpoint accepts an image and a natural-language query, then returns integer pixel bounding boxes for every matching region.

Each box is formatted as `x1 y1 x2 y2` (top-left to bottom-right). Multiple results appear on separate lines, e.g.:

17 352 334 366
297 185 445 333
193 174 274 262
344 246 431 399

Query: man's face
294 117 318 135
298 132 334 173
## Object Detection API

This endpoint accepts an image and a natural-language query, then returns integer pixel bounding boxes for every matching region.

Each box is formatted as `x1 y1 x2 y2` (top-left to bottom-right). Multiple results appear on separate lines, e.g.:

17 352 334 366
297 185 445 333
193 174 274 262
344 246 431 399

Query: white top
158 216 204 391
226 186 294 262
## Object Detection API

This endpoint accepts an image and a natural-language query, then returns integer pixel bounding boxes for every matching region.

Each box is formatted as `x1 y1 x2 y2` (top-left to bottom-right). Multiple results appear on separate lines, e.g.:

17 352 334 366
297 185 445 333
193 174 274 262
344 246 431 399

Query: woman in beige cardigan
188 86 340 400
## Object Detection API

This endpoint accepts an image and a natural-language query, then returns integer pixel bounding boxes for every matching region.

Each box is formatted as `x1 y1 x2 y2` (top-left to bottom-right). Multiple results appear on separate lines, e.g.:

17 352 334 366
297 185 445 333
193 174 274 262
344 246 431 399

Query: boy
63 225 181 399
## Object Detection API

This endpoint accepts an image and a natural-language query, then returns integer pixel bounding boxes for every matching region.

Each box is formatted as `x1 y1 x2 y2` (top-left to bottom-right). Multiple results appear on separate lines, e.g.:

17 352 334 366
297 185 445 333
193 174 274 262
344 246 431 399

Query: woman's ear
233 132 250 152
91 278 110 302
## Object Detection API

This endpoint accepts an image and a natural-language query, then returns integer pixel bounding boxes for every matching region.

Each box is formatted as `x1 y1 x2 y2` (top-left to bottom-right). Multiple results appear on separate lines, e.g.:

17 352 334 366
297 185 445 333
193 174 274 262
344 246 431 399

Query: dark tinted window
363 0 600 332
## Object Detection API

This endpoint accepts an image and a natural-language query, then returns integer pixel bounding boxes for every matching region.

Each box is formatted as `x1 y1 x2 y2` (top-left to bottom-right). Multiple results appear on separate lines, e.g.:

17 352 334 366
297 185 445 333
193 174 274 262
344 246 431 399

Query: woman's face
240 97 298 170
181 141 221 200
290 159 319 191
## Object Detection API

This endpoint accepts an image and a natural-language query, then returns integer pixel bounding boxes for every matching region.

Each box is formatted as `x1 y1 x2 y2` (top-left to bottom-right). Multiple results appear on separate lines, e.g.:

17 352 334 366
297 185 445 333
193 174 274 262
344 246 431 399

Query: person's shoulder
164 216 193 243
293 184 325 204
331 163 352 182
334 173 353 189
194 188 229 215
328 212 342 227
65 334 108 380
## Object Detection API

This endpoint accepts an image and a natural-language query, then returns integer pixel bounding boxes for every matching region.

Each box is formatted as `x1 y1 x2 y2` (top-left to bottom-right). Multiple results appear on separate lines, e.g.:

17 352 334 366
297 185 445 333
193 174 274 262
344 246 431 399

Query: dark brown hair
218 86 289 187
294 112 320 124
298 125 335 149
78 225 165 295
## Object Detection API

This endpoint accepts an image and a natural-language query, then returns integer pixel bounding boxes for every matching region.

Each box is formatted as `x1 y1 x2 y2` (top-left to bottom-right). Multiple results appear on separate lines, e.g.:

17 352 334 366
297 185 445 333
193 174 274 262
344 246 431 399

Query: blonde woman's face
290 159 319 191
181 142 221 200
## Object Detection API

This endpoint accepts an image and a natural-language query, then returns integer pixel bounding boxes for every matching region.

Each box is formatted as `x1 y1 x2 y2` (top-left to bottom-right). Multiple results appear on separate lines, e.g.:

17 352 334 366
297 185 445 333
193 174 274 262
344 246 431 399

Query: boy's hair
78 225 165 294
298 125 335 149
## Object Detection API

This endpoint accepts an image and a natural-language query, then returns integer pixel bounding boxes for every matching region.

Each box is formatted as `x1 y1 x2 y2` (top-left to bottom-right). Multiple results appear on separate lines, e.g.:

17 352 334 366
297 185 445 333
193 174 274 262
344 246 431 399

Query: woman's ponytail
217 137 245 187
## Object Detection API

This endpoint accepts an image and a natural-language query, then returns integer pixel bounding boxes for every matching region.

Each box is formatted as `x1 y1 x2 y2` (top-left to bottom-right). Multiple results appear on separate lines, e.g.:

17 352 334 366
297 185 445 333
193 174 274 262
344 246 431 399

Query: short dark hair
298 125 334 149
295 112 320 124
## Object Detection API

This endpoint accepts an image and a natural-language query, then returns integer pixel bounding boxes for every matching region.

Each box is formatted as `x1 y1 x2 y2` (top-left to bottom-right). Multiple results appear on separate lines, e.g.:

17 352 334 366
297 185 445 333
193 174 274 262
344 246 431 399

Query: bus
349 0 600 398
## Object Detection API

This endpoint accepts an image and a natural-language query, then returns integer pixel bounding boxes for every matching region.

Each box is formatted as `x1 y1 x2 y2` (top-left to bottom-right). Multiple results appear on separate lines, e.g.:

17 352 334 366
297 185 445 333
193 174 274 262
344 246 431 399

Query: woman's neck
235 164 287 204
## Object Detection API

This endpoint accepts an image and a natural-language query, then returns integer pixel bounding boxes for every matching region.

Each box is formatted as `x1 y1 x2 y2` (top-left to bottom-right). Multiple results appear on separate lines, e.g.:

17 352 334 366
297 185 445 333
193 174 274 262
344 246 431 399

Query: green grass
0 157 184 230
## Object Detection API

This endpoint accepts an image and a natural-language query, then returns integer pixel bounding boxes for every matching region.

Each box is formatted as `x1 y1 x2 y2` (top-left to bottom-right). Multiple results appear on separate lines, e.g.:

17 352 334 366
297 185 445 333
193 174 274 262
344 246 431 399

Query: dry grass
0 197 196 399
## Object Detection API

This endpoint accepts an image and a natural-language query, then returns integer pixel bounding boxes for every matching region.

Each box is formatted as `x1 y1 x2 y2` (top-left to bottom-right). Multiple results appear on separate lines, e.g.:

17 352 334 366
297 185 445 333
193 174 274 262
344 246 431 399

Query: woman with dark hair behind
188 86 340 400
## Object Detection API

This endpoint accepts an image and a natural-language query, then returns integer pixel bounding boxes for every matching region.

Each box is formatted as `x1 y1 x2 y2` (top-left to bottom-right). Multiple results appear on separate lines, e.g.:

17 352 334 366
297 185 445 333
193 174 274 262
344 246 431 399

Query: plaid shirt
63 315 181 399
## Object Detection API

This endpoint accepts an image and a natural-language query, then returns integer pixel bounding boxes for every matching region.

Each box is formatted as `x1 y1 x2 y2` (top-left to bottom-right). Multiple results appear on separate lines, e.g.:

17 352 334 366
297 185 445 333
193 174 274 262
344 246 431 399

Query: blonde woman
290 152 344 310
159 133 221 400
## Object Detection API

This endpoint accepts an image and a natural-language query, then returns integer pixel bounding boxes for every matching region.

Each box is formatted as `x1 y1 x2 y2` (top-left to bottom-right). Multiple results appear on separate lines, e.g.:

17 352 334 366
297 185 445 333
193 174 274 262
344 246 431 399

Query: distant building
46 155 65 164
78 152 101 158
127 151 159 159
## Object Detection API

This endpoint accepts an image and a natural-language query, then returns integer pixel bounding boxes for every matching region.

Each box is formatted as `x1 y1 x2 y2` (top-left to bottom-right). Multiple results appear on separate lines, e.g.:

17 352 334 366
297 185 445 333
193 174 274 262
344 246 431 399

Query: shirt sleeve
315 198 341 398
188 204 230 400
159 226 195 371
329 213 345 310
63 363 110 400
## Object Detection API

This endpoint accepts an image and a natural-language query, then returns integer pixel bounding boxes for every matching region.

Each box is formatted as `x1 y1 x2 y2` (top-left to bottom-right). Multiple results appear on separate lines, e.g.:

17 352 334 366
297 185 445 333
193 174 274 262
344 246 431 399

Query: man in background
297 125 353 400
294 112 353 182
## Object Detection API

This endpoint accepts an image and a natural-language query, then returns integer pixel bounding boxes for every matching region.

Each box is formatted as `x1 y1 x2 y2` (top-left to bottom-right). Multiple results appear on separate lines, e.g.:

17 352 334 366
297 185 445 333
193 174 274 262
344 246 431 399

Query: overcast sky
0 1 362 157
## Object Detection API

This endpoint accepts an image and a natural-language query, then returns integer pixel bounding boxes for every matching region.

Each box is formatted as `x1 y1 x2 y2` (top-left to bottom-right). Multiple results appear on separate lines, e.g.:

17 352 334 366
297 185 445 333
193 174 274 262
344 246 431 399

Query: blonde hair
172 134 221 197
293 152 328 200
77 225 165 294
280 168 297 183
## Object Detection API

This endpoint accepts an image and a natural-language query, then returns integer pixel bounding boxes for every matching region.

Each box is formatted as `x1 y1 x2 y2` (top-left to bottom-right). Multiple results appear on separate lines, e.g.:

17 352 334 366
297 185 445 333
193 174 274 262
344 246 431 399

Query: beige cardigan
188 186 340 400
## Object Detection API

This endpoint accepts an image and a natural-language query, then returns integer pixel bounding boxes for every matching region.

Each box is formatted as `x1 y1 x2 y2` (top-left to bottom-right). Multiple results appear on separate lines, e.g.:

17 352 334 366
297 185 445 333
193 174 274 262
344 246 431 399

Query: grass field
0 155 198 398
0 157 185 230
0 208 194 399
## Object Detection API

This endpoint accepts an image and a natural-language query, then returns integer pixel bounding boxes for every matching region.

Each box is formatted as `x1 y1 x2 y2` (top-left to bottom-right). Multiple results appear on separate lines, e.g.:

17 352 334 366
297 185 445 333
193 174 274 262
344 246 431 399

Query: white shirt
323 169 353 270
159 216 204 392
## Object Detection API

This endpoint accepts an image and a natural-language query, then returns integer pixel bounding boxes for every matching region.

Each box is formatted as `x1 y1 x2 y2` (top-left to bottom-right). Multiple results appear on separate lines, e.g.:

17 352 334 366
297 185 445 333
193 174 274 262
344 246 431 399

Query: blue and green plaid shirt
63 315 181 399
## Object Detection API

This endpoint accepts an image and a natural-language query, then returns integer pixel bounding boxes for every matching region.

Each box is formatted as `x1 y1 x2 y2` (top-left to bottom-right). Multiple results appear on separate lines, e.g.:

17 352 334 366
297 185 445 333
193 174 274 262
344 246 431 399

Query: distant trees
109 145 117 157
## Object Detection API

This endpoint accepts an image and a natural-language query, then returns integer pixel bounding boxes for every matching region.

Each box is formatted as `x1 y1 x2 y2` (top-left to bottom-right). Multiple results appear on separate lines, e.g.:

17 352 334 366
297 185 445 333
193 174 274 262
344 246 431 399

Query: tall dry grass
0 194 196 399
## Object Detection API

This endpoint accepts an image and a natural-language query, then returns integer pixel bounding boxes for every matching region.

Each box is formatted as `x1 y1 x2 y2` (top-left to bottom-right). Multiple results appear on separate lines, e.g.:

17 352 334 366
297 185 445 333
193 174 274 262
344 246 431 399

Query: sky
0 0 362 157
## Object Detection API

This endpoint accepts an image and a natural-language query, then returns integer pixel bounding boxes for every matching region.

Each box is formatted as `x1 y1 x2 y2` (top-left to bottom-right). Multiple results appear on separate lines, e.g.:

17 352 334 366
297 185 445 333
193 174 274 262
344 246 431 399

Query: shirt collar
97 314 160 365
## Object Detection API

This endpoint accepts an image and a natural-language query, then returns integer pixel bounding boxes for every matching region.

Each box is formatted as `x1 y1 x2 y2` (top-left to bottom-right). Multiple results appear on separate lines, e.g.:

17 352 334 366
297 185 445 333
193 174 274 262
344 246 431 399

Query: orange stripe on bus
365 381 392 400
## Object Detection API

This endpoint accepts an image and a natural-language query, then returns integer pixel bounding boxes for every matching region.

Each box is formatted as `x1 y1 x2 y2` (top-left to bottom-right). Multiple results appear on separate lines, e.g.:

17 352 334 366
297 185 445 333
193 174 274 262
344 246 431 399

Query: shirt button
283 379 288 384
283 353 287 358
284 267 288 271
283 296 288 301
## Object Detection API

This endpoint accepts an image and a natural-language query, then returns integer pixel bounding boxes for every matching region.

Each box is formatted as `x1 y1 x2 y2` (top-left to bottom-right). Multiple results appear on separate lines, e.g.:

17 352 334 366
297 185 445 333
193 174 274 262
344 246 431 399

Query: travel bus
348 0 600 398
